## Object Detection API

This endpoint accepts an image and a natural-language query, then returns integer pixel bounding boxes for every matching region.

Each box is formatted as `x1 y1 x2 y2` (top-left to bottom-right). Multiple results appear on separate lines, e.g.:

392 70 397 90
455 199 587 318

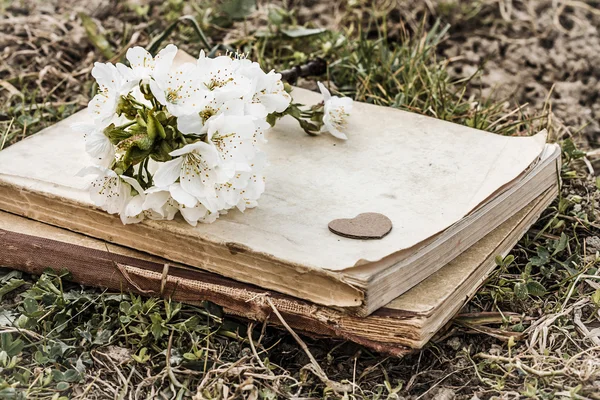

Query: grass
1 0 600 398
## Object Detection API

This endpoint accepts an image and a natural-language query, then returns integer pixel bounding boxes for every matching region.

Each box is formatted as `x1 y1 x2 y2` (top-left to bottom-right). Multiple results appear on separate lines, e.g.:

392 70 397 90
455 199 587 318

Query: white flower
142 183 219 225
235 152 268 212
78 44 299 227
206 113 258 172
175 53 255 135
150 62 208 117
317 82 353 140
88 62 128 127
78 166 142 215
211 151 268 212
174 93 217 135
176 95 248 136
119 44 178 84
121 194 146 224
235 59 291 117
179 202 219 226
73 122 114 168
152 141 222 198
197 52 253 104
142 187 179 220
254 71 291 114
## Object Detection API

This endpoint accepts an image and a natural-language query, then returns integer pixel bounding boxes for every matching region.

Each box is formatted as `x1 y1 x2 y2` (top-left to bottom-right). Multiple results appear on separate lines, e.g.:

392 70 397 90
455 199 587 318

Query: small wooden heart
328 212 392 240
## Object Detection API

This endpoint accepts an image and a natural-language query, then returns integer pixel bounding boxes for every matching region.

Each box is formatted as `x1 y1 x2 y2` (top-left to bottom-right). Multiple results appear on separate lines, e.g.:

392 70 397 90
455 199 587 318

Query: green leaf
526 281 547 296
494 255 504 267
132 347 150 363
0 334 24 357
530 246 550 266
78 13 114 59
592 288 600 306
23 297 41 317
150 313 165 340
220 0 256 20
62 369 80 383
0 270 22 283
524 262 532 278
17 114 39 129
0 279 25 300
552 233 568 256
562 138 585 161
146 111 166 140
514 282 528 300
282 27 327 38
268 8 286 26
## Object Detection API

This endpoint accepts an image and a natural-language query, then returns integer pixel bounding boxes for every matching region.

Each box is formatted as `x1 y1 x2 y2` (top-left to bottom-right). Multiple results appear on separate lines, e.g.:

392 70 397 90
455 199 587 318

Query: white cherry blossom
196 51 253 104
120 194 145 224
150 62 208 117
180 202 219 226
317 82 353 140
206 113 257 173
142 187 179 220
118 44 178 84
78 166 142 215
235 152 267 211
73 122 114 168
152 141 222 198
88 62 127 127
238 60 291 116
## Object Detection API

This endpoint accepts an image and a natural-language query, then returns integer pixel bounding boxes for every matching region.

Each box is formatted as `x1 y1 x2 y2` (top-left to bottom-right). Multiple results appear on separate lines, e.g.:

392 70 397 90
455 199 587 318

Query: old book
0 51 560 316
0 188 556 355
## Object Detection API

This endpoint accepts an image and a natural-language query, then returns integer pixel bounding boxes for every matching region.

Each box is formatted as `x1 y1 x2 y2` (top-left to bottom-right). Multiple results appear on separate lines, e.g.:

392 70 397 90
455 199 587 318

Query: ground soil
293 0 600 148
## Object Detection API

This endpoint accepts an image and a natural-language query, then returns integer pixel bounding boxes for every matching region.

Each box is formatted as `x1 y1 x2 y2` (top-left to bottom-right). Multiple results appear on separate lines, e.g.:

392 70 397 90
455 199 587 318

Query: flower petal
170 142 219 167
180 162 212 198
153 44 178 82
143 190 170 212
92 62 118 89
85 132 114 167
149 79 167 106
176 113 204 135
126 46 153 70
169 183 197 208
317 81 331 102
120 175 145 195
153 157 183 187
179 204 210 227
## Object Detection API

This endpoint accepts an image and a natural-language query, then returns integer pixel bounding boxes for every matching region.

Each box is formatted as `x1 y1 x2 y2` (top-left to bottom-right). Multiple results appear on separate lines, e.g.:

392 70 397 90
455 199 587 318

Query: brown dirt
437 1 600 147
290 0 600 147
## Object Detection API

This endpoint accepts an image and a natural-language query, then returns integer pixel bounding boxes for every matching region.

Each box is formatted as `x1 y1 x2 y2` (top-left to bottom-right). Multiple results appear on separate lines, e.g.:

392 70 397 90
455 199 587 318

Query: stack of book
0 52 560 355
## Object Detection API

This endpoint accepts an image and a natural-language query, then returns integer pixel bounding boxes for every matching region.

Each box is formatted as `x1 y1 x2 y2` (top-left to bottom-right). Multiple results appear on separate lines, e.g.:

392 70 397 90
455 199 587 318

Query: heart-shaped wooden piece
328 213 392 240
